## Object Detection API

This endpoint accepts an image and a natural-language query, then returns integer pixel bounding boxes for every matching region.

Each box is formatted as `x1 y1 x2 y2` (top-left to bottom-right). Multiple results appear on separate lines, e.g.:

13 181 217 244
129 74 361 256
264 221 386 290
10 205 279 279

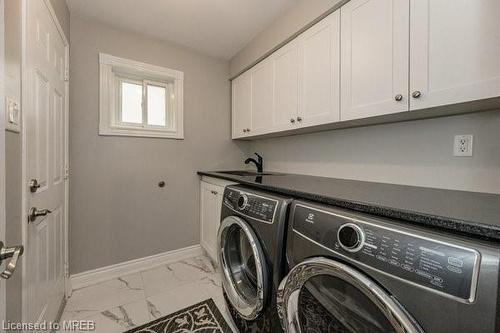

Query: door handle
0 241 24 279
28 207 52 223
29 179 41 193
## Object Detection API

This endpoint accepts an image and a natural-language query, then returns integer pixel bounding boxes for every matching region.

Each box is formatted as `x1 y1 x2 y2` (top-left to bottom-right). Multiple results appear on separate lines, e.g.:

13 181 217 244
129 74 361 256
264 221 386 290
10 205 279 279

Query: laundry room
1 0 500 332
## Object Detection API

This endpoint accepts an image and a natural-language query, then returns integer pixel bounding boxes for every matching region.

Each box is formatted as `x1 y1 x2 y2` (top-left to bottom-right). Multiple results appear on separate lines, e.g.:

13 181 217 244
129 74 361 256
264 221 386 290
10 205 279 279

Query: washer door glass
218 216 268 320
277 257 423 333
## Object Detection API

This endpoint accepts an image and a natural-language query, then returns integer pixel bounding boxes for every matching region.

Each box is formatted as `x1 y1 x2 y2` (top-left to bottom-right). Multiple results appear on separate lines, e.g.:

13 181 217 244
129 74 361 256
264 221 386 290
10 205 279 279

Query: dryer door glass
218 216 268 320
298 275 397 332
277 257 423 333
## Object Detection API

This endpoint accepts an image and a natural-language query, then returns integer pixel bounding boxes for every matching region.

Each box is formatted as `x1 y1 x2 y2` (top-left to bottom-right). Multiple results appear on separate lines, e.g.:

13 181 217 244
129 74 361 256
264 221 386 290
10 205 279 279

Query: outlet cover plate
454 134 473 157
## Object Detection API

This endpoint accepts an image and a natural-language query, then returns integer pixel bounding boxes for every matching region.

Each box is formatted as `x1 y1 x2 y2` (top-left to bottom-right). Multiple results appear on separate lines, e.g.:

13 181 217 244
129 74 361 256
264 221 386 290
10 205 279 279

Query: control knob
337 223 365 252
237 194 249 210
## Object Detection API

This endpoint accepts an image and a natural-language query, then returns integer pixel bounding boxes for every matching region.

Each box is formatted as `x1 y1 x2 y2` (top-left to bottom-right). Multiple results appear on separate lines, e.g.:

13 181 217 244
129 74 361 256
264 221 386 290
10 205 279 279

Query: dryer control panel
291 203 480 302
223 188 278 223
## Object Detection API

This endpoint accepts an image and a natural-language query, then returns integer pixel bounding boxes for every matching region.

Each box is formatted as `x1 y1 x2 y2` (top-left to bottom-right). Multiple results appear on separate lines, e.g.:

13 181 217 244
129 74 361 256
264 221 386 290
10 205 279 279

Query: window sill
99 127 184 139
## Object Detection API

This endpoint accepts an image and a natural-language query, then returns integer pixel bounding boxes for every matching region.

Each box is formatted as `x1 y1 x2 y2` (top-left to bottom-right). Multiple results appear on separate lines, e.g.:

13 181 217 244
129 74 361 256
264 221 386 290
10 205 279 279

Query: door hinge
64 68 69 82
64 167 70 180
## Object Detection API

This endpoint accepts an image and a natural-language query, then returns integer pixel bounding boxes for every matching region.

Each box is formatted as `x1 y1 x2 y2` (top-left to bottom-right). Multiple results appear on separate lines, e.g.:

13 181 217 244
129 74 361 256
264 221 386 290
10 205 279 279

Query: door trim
0 0 6 325
21 0 69 324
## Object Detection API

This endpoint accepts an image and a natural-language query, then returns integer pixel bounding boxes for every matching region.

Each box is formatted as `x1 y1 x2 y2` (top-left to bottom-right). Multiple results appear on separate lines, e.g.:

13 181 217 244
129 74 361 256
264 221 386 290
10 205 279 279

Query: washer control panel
292 203 480 302
224 188 277 223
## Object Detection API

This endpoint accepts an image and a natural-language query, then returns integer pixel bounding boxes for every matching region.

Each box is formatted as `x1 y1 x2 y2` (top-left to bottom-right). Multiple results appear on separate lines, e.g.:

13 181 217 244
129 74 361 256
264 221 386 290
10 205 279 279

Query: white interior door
409 0 500 110
0 0 6 324
25 0 67 326
340 0 409 121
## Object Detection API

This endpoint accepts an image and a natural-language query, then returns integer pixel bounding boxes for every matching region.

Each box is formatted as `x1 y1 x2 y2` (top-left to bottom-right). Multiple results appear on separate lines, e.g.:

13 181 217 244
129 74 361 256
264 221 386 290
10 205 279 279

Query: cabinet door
272 40 299 131
212 189 223 264
298 11 340 127
250 59 274 135
340 0 409 121
231 72 251 138
200 182 217 260
410 0 500 110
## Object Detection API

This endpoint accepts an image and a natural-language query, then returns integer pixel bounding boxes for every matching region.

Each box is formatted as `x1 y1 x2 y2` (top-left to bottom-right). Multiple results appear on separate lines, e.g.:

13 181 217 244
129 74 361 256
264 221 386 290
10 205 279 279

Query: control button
430 279 444 288
337 223 365 253
446 265 463 274
237 194 249 210
389 259 400 267
376 255 387 262
447 257 464 268
432 276 444 283
416 270 432 279
402 264 414 272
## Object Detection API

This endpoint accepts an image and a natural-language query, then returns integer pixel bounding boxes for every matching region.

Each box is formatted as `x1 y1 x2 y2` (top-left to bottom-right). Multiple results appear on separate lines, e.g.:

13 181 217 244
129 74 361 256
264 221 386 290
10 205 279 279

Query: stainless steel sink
217 170 276 176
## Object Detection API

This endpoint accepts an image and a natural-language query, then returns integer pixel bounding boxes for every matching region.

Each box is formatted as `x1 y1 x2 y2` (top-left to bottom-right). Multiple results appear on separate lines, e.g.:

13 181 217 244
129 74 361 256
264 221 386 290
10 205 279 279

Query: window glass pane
121 81 143 124
147 85 166 126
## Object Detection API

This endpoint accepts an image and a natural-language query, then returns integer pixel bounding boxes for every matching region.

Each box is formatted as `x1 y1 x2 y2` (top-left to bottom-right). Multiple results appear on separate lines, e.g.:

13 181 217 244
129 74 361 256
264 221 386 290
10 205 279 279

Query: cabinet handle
246 128 251 132
211 190 218 195
243 129 247 133
412 91 422 99
290 118 295 123
297 117 303 122
394 94 403 102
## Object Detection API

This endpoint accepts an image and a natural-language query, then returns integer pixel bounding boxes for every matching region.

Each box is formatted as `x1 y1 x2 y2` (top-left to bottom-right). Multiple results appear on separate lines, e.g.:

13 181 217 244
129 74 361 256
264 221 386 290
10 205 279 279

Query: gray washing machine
277 200 500 333
218 185 291 332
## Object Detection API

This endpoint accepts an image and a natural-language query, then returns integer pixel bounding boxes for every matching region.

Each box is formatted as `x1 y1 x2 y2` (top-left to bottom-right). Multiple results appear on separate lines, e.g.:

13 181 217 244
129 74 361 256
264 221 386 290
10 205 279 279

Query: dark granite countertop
198 171 500 242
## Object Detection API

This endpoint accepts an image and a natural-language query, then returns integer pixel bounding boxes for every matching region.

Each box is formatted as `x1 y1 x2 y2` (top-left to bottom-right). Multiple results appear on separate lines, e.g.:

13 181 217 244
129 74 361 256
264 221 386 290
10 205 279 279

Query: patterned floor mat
124 298 232 333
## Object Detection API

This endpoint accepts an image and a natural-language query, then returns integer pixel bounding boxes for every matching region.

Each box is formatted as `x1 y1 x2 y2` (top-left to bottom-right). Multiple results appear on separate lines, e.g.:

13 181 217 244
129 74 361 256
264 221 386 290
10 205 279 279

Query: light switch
5 97 21 133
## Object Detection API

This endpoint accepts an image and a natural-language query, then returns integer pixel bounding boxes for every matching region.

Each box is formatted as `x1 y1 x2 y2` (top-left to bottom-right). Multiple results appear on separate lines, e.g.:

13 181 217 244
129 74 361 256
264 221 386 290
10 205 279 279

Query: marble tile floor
59 255 237 333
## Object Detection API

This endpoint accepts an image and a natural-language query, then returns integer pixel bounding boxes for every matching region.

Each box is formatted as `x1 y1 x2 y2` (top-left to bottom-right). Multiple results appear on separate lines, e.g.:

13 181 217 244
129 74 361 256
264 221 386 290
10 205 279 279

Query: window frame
99 53 184 139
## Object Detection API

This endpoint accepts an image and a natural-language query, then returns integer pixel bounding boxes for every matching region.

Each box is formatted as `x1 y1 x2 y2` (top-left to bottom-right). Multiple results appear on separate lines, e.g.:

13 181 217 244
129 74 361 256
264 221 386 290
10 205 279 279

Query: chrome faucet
245 153 263 173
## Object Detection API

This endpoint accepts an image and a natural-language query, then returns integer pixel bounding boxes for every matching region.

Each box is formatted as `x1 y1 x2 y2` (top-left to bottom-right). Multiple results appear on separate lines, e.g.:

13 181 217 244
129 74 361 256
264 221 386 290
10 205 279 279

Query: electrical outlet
453 134 473 157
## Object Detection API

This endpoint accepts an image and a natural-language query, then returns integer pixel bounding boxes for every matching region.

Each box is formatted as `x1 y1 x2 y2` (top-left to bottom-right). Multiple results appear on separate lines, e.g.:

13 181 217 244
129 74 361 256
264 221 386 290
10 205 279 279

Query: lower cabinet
200 177 236 261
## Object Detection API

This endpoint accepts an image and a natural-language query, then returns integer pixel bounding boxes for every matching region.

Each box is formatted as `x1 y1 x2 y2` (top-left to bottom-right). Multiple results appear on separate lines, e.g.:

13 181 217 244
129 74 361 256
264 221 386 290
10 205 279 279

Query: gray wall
230 0 343 77
230 0 500 194
4 0 69 326
69 15 248 274
49 0 70 42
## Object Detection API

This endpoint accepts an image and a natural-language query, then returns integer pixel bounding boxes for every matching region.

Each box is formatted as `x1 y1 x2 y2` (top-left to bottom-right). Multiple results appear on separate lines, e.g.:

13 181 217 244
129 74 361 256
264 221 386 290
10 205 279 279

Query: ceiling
66 0 298 60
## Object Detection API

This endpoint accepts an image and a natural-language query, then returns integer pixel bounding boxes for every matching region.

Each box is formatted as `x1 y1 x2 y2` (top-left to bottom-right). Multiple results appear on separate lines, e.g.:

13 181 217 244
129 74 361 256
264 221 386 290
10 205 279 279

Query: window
99 53 184 139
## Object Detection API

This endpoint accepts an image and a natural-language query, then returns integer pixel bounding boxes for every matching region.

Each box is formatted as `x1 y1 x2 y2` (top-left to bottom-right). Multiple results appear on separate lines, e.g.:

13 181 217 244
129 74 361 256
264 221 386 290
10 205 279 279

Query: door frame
20 0 69 324
0 0 6 324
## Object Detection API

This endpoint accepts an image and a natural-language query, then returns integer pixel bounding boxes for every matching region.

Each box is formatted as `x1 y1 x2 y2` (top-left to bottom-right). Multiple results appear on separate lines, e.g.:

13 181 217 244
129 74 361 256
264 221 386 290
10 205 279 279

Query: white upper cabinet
409 0 500 110
340 0 409 121
250 59 274 135
231 0 500 139
298 11 340 127
231 71 252 138
272 40 299 131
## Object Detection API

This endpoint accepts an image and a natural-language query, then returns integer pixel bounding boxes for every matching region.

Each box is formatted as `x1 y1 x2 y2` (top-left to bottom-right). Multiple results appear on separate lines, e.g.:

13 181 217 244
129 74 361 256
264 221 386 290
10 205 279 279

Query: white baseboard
69 244 204 292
